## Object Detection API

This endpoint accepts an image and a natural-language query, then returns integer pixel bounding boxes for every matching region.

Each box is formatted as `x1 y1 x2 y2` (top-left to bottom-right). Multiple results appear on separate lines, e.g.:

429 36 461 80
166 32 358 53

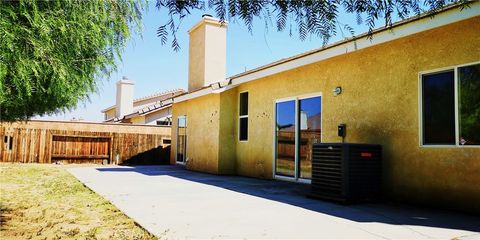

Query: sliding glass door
298 97 322 179
275 95 321 181
275 100 296 178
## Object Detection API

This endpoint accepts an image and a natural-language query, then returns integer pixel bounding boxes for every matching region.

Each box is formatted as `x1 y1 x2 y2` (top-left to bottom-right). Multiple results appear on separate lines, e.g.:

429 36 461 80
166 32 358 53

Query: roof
174 1 479 103
122 102 173 120
101 88 185 113
107 96 174 123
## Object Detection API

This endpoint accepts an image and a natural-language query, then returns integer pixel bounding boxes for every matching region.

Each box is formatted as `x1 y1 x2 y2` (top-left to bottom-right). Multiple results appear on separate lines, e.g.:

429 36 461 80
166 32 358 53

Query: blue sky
36 1 372 122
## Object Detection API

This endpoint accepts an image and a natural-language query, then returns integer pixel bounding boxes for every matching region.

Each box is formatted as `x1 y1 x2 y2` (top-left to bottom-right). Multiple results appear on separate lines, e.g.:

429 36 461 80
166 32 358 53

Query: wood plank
51 154 110 159
2 122 170 165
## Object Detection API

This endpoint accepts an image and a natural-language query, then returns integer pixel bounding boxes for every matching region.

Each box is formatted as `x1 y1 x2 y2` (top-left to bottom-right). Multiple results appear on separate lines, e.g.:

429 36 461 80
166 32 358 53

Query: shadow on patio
96 165 480 233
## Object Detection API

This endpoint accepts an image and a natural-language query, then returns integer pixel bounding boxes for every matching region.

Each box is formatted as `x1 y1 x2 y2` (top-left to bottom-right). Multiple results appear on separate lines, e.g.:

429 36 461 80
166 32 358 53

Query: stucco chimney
188 15 228 92
115 76 134 118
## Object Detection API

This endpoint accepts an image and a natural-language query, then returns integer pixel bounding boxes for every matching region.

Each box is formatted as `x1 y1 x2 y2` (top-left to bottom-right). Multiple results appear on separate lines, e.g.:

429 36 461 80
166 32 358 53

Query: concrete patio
68 165 480 239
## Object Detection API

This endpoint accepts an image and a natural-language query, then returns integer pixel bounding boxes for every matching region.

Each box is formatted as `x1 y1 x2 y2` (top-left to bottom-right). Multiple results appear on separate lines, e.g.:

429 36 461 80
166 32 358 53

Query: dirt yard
0 164 157 240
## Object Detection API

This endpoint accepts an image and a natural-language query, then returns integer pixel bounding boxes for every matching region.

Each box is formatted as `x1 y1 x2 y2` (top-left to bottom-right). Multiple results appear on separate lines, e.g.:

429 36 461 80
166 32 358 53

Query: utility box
310 143 382 203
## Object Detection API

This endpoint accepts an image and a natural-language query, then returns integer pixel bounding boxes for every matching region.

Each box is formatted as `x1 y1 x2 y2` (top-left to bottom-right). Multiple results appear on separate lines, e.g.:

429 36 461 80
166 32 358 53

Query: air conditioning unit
310 143 382 203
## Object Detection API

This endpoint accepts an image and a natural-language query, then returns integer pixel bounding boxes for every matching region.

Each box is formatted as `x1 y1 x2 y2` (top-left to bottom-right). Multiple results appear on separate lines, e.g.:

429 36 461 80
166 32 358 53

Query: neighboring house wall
105 109 116 120
172 16 480 212
144 108 171 125
102 89 184 123
130 115 145 124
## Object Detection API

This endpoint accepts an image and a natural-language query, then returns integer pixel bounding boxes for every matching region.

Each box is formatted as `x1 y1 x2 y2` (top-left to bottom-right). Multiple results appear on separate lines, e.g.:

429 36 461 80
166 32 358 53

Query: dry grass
0 164 157 240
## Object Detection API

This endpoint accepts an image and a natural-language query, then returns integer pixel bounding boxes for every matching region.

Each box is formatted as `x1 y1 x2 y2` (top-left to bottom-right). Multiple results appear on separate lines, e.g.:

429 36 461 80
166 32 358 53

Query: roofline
122 102 173 119
101 88 185 112
174 1 479 103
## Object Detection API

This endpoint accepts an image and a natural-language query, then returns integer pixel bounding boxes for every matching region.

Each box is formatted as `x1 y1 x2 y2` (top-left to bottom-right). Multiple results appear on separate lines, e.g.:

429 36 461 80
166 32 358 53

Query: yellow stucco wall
171 91 237 175
172 16 480 212
130 115 145 124
218 90 237 174
171 94 221 174
234 16 480 211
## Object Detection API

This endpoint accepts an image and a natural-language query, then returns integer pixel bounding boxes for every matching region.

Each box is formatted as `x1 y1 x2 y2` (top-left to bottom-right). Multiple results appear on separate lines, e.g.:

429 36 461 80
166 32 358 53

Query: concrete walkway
68 165 480 240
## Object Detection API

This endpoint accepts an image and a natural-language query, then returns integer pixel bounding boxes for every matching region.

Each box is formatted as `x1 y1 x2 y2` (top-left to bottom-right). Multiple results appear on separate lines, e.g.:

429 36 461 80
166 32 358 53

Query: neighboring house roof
122 101 173 120
174 2 479 103
101 89 185 113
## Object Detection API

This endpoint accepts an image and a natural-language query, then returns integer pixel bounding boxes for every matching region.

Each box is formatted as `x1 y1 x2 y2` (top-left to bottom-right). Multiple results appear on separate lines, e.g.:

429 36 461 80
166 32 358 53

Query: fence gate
50 135 111 164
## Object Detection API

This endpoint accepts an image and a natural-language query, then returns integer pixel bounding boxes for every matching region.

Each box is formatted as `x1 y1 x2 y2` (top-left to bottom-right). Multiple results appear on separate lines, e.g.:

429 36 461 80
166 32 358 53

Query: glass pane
177 117 187 162
178 117 186 128
299 96 321 179
240 92 248 116
239 117 248 141
275 100 296 177
459 64 480 145
422 71 455 145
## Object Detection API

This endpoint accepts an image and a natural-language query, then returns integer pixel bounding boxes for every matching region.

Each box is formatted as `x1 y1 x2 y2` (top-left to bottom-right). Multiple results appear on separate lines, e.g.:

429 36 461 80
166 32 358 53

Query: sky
36 1 373 122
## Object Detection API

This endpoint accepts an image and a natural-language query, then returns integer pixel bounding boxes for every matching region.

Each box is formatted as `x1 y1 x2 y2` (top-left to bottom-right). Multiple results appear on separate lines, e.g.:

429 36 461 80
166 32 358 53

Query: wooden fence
0 120 171 164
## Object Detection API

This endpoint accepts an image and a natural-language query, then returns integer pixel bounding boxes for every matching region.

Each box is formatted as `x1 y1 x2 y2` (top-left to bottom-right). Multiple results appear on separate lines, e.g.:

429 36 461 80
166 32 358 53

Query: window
239 92 248 141
157 117 172 126
156 120 172 126
459 64 480 145
4 136 13 151
176 116 187 163
421 63 480 146
422 70 455 145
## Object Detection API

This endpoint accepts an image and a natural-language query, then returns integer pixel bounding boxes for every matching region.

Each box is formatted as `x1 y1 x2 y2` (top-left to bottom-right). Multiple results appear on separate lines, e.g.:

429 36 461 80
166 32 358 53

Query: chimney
188 15 228 92
116 76 134 118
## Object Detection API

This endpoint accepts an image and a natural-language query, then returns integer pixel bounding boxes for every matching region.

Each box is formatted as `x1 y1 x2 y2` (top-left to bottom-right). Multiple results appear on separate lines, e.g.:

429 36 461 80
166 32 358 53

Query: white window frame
239 91 249 142
418 61 480 148
272 92 323 184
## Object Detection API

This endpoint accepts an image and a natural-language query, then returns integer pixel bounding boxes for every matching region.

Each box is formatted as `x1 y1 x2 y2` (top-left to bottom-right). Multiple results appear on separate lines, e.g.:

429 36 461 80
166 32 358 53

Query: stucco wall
171 94 221 174
233 16 480 212
172 16 479 212
218 90 237 174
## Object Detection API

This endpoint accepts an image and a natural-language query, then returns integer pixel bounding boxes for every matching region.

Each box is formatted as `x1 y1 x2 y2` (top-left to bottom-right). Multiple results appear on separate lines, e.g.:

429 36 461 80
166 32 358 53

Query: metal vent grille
311 144 343 200
310 143 382 203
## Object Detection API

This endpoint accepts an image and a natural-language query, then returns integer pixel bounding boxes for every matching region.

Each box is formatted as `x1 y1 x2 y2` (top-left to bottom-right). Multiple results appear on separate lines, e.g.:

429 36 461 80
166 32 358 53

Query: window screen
422 70 455 145
239 117 248 141
458 64 480 145
240 92 248 116
239 92 248 141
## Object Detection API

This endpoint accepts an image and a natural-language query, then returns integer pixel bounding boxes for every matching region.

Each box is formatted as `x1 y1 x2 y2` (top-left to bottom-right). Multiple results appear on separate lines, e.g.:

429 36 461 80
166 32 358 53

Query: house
101 76 185 125
171 3 480 213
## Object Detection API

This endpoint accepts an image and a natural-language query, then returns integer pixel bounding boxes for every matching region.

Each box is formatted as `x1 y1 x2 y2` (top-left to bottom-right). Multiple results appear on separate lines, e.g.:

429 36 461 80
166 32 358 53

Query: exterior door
274 94 321 182
275 100 296 178
176 116 187 164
